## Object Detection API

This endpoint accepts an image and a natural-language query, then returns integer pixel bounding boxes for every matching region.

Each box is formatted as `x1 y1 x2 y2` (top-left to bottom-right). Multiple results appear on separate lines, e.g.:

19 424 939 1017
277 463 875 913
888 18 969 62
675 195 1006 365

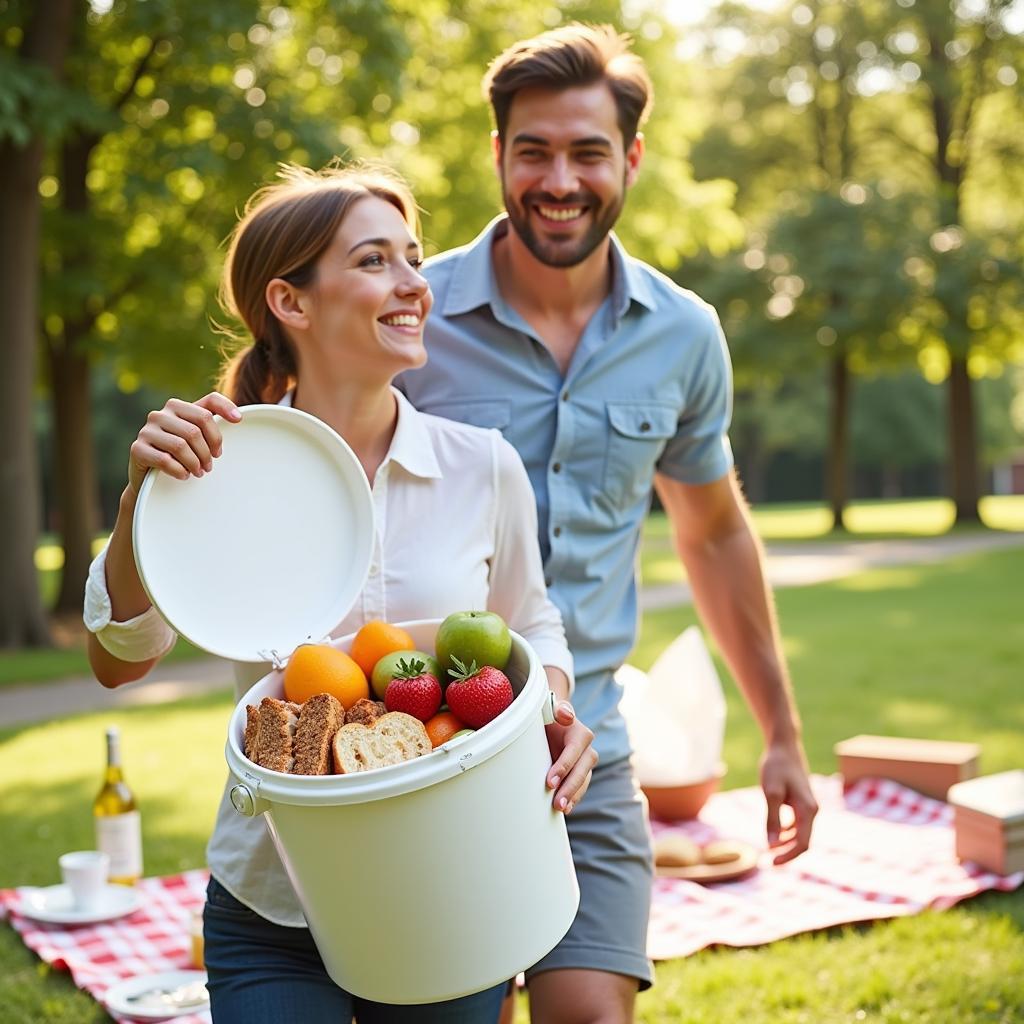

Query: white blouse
84 387 572 925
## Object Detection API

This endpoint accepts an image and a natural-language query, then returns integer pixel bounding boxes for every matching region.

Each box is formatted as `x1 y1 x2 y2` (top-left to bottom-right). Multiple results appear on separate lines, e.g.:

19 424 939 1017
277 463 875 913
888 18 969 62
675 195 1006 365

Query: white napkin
617 627 727 786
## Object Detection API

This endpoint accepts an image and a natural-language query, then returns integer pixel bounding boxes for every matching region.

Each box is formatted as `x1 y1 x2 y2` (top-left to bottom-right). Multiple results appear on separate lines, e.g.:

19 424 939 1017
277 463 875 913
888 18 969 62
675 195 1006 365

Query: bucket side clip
230 771 272 817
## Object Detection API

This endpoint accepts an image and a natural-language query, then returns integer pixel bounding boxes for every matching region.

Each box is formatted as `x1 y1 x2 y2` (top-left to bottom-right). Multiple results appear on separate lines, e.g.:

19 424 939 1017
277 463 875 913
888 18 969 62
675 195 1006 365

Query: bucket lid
132 404 374 663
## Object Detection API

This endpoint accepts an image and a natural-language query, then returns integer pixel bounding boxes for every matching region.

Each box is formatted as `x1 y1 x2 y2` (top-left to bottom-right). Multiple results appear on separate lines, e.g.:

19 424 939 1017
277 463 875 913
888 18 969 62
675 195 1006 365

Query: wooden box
948 771 1024 876
834 734 980 800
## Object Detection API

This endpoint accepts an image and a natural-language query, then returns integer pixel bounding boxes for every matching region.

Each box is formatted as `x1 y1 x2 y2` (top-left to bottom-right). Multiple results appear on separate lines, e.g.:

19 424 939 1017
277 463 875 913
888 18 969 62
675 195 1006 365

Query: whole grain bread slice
247 697 302 773
292 693 344 775
332 711 431 774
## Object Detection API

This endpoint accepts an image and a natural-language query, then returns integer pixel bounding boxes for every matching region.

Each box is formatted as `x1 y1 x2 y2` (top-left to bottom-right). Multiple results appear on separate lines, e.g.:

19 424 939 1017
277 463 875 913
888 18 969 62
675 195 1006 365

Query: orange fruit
349 620 416 678
283 643 368 709
424 711 466 749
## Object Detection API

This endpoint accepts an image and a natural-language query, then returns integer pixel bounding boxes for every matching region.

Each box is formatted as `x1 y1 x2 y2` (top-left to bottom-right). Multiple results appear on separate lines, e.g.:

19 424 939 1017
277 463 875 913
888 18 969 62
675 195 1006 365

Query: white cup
59 850 110 911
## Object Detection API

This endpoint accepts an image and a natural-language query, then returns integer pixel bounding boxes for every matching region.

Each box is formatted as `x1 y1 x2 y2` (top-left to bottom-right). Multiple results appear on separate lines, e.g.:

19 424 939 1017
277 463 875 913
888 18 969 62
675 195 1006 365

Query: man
398 23 818 1024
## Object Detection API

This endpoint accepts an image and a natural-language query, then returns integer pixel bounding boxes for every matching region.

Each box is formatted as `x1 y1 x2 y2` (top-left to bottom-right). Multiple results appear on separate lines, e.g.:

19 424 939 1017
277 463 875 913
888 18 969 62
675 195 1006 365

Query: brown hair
482 23 653 148
217 163 419 405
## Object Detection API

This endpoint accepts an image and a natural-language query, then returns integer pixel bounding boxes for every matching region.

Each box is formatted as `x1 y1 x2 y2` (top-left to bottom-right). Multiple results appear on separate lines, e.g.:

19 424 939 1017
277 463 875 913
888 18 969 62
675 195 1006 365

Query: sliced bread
292 693 344 775
332 711 431 774
248 697 302 773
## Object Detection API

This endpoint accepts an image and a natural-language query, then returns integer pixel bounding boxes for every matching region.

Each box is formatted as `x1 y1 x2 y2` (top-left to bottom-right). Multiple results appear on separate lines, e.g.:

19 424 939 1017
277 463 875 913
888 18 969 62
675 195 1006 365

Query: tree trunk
948 355 981 524
881 464 902 500
741 426 767 506
924 26 981 524
0 0 76 647
50 132 102 614
826 351 850 531
48 338 100 612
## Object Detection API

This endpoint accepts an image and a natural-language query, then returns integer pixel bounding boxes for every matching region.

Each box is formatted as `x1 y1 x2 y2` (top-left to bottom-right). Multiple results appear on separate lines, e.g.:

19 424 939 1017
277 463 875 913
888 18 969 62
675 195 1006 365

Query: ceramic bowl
641 762 727 821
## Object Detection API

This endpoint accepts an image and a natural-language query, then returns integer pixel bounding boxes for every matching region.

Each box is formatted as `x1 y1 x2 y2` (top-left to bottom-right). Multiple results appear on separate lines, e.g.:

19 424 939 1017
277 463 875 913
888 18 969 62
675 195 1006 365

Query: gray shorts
525 756 654 990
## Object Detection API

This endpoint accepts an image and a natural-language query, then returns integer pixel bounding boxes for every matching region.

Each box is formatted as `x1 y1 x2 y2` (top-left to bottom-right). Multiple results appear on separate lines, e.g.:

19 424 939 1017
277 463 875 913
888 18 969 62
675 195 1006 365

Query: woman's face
297 195 432 383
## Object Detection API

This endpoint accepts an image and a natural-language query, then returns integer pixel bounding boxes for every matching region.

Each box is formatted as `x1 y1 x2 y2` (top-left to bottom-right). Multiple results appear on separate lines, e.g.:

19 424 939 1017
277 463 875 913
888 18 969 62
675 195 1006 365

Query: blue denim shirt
398 216 734 763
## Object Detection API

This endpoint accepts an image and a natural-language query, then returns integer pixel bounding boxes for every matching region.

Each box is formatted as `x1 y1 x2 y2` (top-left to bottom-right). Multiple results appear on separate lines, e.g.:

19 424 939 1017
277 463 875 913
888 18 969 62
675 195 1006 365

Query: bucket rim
225 620 546 806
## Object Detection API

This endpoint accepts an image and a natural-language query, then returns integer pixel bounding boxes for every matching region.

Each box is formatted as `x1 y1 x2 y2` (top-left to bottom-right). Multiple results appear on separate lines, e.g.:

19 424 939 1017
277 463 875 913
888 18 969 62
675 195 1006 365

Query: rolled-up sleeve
83 545 177 662
486 433 574 692
656 306 734 485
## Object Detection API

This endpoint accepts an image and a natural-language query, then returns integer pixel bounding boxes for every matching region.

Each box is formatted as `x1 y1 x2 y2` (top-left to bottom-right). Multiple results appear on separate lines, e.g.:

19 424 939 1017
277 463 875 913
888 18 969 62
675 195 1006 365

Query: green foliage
33 0 414 392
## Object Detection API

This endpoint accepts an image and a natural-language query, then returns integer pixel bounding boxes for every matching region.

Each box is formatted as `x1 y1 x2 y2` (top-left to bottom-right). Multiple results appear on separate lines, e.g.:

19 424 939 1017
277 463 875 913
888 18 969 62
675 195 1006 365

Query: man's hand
760 742 818 864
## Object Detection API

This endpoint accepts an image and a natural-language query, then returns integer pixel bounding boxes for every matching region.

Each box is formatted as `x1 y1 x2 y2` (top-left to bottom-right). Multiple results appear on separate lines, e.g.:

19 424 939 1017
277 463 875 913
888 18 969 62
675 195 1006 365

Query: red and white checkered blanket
1 869 210 1024
648 774 1023 959
2 776 1021 1018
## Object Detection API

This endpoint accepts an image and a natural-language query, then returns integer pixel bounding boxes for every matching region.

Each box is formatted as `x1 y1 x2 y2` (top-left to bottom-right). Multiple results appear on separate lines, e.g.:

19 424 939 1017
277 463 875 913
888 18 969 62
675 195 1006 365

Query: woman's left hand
545 700 597 814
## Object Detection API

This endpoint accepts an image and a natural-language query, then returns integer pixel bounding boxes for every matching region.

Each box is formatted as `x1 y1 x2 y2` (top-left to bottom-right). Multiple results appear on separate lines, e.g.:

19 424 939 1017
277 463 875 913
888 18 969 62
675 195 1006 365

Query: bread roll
332 711 431 774
653 835 701 868
701 840 744 865
345 698 387 726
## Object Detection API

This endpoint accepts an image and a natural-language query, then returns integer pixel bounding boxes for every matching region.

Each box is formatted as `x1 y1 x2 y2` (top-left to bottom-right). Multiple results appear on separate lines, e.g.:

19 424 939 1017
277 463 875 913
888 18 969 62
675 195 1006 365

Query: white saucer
14 883 142 925
104 970 209 1020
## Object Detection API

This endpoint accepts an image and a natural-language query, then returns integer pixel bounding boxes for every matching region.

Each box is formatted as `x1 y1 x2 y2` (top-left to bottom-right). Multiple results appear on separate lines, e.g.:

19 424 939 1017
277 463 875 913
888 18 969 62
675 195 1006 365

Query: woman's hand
545 700 598 815
128 392 242 495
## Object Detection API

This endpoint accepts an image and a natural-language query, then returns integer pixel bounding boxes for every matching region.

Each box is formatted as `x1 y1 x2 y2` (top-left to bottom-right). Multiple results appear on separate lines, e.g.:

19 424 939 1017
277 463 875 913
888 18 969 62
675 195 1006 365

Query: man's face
495 82 643 268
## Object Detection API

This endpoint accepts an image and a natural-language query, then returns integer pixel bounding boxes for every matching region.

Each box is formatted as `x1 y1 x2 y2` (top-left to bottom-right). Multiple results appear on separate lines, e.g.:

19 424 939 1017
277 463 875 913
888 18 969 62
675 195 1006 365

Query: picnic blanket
648 774 1023 959
2 776 1021 1021
1 869 210 1024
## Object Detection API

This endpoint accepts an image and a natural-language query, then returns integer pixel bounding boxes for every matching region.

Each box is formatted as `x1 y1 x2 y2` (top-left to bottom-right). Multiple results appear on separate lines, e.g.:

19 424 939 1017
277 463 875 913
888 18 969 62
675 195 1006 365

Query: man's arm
654 468 817 863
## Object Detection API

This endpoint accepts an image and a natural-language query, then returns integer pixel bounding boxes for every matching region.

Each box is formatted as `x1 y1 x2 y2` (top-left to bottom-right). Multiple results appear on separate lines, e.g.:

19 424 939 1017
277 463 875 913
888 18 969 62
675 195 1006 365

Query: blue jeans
203 877 506 1023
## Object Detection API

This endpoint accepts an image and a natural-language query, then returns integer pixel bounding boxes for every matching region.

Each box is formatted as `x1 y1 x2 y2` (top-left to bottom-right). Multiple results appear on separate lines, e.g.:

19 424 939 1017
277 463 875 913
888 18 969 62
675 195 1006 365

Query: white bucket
225 619 580 1005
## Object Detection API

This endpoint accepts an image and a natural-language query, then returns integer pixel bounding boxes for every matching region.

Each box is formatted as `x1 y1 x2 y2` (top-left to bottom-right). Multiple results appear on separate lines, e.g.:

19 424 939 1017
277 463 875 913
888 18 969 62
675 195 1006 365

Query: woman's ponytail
217 328 296 406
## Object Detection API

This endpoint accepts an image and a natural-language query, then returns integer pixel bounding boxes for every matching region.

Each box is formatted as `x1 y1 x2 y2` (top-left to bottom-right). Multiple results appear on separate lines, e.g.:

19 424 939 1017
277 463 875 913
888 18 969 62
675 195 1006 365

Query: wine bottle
93 726 143 885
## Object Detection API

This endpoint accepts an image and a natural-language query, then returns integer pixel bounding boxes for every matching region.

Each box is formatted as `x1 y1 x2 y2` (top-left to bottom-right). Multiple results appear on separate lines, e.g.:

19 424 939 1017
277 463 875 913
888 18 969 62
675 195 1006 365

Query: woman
83 164 596 1023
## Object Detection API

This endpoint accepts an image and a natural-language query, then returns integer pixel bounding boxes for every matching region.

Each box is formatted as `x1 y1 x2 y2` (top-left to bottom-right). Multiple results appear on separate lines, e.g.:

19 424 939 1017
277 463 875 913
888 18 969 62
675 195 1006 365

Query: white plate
14 883 142 925
132 404 375 664
104 970 209 1020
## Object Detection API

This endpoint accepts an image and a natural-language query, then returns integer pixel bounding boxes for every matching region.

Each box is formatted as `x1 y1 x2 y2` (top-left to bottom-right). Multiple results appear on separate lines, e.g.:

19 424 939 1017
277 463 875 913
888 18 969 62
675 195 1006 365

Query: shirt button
552 462 562 473
544 576 553 587
553 526 562 537
368 564 380 577
640 421 651 433
562 390 570 402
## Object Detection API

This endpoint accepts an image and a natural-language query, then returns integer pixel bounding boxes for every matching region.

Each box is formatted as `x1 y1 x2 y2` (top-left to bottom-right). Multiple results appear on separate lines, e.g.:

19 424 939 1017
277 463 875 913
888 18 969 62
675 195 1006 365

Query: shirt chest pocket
603 401 678 505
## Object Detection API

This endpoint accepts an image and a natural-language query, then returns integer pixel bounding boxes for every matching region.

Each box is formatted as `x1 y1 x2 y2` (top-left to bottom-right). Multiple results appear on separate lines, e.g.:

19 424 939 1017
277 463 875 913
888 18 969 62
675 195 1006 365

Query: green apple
435 611 511 691
449 729 475 742
370 649 442 701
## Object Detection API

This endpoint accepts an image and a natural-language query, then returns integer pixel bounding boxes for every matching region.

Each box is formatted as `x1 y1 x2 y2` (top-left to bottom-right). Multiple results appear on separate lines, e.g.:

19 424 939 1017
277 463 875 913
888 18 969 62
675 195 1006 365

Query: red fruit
384 658 442 723
444 657 514 728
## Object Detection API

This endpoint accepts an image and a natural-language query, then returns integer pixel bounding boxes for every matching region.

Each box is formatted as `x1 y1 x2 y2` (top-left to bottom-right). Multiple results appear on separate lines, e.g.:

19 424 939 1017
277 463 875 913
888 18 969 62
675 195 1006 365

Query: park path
2 531 1021 730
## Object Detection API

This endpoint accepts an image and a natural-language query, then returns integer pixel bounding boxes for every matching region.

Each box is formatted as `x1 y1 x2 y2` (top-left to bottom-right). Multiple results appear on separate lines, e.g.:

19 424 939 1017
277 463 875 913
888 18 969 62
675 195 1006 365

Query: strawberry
384 658 442 722
444 657 514 728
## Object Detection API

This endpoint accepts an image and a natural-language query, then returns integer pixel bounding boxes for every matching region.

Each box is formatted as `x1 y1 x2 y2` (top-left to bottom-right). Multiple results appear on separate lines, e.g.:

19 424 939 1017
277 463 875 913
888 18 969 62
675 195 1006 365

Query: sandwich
332 711 431 774
244 693 343 775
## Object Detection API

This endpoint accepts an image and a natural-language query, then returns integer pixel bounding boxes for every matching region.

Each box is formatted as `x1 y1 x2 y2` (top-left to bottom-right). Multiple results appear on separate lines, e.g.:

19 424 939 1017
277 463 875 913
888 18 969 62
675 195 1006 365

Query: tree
0 0 76 646
884 0 1019 524
683 0 1023 524
10 0 411 632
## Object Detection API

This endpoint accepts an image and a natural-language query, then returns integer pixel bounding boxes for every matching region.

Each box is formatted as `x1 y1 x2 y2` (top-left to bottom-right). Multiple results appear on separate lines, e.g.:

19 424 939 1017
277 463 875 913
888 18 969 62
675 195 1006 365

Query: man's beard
501 178 625 268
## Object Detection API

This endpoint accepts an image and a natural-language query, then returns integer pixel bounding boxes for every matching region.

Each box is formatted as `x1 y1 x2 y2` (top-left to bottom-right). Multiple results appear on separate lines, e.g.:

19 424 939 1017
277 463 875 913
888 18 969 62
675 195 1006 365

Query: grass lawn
639 494 1024 586
2 546 1022 1022
6 496 1019 690
642 494 1024 546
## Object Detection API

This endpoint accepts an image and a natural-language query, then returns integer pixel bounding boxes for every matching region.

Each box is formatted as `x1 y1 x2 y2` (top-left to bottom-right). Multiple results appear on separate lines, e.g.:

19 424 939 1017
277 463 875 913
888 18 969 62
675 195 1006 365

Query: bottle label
96 811 143 880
